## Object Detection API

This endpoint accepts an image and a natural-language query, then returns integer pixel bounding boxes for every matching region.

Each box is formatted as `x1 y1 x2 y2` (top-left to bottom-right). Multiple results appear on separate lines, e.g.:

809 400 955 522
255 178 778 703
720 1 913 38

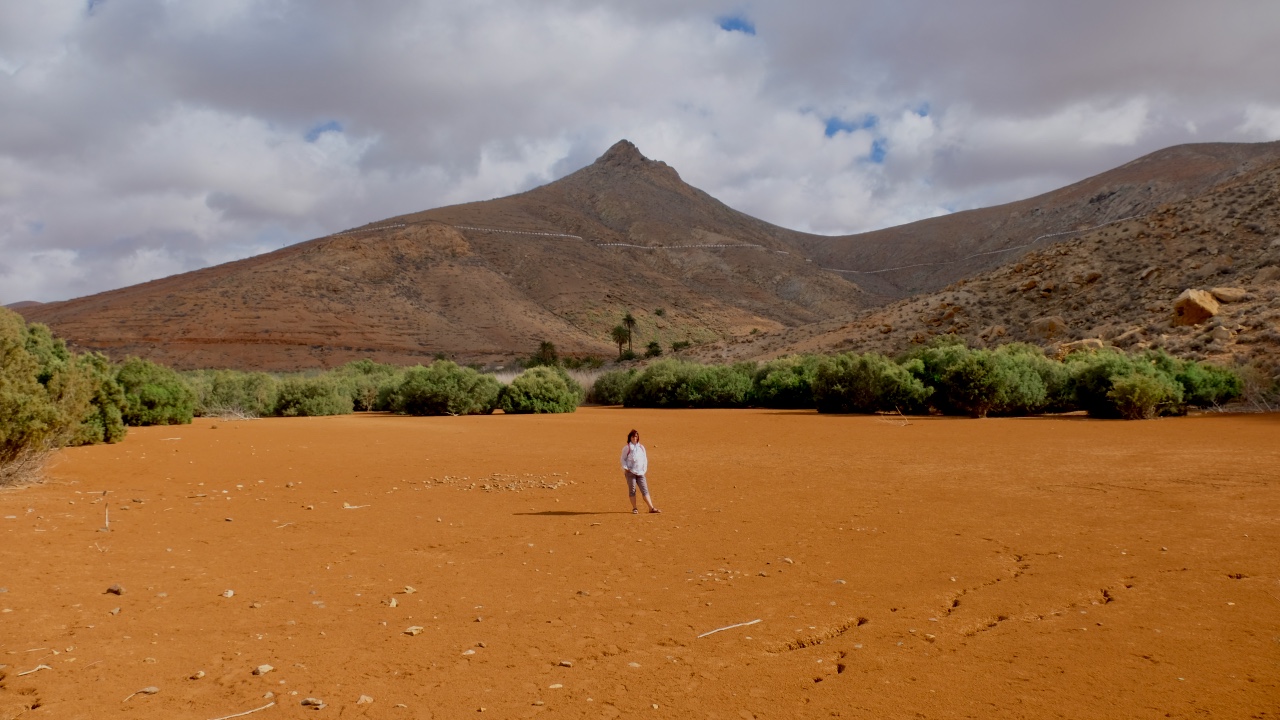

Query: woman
620 429 660 514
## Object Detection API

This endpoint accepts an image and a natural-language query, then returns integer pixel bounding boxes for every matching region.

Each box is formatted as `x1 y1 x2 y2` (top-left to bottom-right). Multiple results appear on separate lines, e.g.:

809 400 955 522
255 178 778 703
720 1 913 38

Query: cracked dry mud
1 409 1278 719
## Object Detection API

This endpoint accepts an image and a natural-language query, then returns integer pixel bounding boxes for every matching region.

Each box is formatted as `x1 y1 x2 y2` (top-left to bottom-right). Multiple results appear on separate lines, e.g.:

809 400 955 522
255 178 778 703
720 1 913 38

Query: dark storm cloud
2 1 1278 302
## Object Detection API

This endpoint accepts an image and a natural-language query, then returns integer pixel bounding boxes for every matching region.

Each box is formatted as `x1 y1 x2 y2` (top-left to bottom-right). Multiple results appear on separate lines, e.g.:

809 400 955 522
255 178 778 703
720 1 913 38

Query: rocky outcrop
1172 289 1220 326
1029 316 1069 339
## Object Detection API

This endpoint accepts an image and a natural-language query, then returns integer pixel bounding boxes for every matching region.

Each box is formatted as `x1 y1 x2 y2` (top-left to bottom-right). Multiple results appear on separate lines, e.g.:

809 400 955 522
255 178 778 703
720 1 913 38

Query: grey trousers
624 470 650 498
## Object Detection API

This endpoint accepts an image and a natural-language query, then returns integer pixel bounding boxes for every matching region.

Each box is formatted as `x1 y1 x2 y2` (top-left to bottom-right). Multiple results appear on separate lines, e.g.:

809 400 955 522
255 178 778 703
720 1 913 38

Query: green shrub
499 366 582 414
1 311 97 481
1067 349 1186 419
901 340 972 415
1107 372 1185 419
330 359 403 411
624 360 754 408
70 352 127 446
389 361 501 416
752 355 821 409
116 357 196 426
191 369 280 417
1173 359 1243 408
670 340 692 352
589 369 635 405
645 341 662 358
272 376 354 417
813 353 931 414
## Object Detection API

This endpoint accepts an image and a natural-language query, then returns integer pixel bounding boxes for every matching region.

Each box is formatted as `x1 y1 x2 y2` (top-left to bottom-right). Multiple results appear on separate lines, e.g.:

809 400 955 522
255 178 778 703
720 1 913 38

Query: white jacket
621 442 648 476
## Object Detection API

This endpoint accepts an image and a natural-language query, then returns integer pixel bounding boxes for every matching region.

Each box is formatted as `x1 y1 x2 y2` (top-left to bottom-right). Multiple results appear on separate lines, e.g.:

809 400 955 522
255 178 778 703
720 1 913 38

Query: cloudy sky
3 1 1279 304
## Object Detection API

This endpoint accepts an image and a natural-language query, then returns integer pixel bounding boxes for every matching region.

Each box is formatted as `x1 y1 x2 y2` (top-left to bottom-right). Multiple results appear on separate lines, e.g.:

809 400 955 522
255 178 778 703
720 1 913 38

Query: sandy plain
1 409 1278 719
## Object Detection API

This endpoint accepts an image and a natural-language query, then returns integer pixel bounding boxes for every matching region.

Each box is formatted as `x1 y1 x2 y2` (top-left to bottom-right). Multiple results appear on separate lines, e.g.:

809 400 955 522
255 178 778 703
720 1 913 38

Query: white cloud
4 1 1280 303
1238 105 1280 140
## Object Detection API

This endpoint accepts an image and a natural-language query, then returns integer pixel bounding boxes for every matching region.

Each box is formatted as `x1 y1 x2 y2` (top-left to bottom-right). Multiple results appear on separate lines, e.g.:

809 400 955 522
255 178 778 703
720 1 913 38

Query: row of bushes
183 361 586 418
2 309 590 483
589 342 1244 419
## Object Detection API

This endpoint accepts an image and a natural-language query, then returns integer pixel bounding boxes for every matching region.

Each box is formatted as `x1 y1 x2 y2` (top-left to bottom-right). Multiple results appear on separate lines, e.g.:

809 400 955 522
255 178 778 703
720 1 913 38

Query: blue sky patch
868 138 888 163
824 114 877 138
915 102 931 117
717 14 756 35
305 120 343 143
86 0 106 15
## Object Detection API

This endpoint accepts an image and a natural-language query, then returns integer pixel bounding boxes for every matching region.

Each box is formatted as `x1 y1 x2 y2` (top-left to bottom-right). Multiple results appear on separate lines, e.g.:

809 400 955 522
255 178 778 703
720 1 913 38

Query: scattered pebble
251 601 263 609
225 517 233 522
403 586 416 594
189 671 205 680
222 590 235 598
835 579 846 585
652 704 659 709
558 660 573 667
628 662 641 668
404 626 424 636
106 584 125 595
462 649 476 656
388 598 398 608
357 695 374 705
264 692 275 699
548 684 563 689
254 664 274 675
301 697 326 709
109 607 121 615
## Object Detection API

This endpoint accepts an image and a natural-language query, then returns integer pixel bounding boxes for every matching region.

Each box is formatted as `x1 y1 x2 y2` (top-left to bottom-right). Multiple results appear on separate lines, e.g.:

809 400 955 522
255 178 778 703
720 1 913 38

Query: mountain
16 139 1280 372
17 141 864 370
793 141 1280 298
698 152 1280 380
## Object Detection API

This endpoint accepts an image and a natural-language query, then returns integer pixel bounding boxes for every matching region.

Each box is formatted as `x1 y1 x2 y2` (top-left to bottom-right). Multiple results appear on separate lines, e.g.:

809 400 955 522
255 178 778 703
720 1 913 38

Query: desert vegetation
0 308 1260 485
590 339 1247 419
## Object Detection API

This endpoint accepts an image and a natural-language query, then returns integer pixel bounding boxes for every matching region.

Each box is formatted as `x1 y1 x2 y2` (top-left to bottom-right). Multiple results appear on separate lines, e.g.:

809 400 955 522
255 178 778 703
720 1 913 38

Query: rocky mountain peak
592 139 681 181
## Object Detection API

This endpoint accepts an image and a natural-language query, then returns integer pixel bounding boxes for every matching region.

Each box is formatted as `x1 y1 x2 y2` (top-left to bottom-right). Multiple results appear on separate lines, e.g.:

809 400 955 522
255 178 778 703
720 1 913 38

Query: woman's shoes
649 508 662 514
632 508 639 514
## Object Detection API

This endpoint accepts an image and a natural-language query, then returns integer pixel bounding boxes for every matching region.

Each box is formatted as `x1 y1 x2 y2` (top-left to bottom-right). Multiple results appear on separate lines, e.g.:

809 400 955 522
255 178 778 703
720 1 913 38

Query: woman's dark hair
627 429 639 442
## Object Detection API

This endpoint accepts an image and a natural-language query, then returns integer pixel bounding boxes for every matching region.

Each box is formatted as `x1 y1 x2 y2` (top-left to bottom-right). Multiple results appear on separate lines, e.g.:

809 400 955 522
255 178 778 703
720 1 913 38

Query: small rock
301 697 325 708
652 704 659 709
388 598 398 608
403 586 416 594
1210 326 1232 342
254 664 274 675
628 662 641 668
109 607 121 615
189 670 205 680
137 686 160 696
558 660 573 667
462 649 476 656
225 517 233 522
782 557 793 564
250 601 263 609
1210 286 1248 303
144 657 157 663
404 626 424 636
357 695 374 705
548 684 563 689
222 590 235 598
264 692 275 699
106 584 125 595
834 579 846 584
757 571 768 577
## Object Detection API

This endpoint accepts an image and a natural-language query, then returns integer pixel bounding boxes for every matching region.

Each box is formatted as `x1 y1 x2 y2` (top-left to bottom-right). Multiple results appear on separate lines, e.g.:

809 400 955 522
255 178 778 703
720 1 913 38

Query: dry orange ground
2 409 1278 719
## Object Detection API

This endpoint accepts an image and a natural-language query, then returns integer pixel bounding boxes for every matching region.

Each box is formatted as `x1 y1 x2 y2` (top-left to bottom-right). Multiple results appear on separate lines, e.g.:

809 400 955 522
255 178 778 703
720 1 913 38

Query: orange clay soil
2 409 1278 719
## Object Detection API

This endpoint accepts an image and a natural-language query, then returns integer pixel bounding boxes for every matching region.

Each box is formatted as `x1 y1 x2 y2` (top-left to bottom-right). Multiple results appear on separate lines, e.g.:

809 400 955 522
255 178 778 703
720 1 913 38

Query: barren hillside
705 156 1280 378
796 141 1280 298
18 142 864 370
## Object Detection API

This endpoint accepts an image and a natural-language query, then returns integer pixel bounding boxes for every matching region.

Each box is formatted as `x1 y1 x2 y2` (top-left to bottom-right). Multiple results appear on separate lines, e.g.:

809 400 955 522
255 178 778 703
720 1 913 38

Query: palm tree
622 312 637 352
610 325 629 360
